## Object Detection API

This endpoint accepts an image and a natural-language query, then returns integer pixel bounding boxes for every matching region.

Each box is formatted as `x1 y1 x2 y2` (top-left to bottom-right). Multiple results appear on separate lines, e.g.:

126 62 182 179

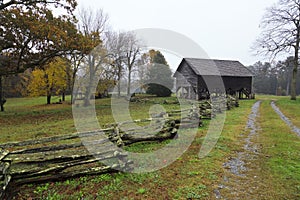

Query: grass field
0 95 299 199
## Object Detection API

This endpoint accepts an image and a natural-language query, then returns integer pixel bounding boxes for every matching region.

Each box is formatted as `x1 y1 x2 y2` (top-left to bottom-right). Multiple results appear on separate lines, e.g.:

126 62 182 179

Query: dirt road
214 99 300 199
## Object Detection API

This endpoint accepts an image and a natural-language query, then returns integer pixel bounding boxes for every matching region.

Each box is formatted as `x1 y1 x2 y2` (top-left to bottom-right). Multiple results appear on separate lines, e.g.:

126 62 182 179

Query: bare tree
77 8 109 106
123 32 142 97
254 0 300 100
105 31 142 97
105 31 127 97
68 51 85 104
135 53 151 92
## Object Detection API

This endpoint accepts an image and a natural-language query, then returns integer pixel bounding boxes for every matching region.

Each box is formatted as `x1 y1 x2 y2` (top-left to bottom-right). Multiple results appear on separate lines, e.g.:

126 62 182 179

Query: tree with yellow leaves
28 58 67 104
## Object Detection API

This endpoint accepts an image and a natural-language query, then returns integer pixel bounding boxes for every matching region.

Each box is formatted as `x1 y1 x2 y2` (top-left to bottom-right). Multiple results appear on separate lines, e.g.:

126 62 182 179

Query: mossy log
121 127 178 145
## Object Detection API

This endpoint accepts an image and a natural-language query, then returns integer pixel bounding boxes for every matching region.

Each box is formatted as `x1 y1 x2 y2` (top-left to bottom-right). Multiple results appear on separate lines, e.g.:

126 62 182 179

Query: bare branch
254 0 300 99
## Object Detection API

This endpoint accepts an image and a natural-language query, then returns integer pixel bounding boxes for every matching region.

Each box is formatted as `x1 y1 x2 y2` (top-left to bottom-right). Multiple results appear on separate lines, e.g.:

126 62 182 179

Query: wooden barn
174 58 254 100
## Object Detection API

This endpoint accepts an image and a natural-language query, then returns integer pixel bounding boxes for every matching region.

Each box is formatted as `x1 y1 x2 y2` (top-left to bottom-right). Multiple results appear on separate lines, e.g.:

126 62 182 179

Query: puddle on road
215 101 261 199
271 101 300 137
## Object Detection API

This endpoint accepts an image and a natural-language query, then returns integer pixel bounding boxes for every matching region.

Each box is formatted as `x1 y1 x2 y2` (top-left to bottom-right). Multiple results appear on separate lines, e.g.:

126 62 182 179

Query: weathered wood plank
5 146 120 164
0 129 114 148
10 152 128 178
10 142 83 154
12 165 114 185
0 149 9 161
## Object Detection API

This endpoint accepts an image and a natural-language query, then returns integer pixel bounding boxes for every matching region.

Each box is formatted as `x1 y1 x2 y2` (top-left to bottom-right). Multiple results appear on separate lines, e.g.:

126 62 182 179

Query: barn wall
174 62 198 99
175 62 198 89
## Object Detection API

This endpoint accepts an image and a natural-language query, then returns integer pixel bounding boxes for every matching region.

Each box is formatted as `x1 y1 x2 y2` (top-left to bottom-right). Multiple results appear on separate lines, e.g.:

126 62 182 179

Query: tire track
271 101 300 137
214 101 261 199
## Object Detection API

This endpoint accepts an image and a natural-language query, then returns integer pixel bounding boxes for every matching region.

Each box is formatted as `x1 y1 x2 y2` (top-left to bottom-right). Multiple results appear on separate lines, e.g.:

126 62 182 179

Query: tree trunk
47 95 51 104
0 76 4 112
291 66 297 100
83 86 92 106
286 76 290 96
117 65 122 98
83 77 93 107
117 78 121 98
71 70 77 104
62 92 65 102
291 46 299 100
291 26 300 100
127 69 131 97
83 94 90 106
71 94 74 104
71 86 79 105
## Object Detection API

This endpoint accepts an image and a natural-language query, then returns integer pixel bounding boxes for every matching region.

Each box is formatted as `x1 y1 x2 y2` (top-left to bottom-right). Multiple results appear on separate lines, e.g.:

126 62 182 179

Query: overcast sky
77 0 278 70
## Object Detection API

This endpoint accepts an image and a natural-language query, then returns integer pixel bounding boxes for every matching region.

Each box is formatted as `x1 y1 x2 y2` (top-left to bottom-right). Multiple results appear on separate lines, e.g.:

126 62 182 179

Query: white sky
77 0 278 70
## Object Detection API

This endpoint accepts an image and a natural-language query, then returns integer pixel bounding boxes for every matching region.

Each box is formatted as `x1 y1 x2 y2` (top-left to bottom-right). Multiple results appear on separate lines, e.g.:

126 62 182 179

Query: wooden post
0 76 4 112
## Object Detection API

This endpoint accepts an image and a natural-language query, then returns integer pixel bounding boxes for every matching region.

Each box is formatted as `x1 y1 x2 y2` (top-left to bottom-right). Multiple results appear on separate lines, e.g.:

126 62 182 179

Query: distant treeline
249 56 300 96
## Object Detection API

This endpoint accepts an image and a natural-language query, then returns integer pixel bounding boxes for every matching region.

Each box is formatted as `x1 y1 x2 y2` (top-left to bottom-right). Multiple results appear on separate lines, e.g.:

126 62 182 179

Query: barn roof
180 58 254 77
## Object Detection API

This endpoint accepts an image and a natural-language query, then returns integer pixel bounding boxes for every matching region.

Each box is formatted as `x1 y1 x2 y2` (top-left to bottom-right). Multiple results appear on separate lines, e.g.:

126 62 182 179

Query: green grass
124 140 171 153
4 95 71 111
275 97 300 128
252 99 300 199
2 95 299 199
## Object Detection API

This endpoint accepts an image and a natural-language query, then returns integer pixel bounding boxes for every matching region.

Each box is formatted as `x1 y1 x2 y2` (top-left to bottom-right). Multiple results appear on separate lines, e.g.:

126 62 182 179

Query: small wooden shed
174 58 254 100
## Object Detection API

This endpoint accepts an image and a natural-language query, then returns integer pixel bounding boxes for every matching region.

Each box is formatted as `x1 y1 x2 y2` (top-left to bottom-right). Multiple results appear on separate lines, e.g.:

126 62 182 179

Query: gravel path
214 101 261 199
271 101 300 137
